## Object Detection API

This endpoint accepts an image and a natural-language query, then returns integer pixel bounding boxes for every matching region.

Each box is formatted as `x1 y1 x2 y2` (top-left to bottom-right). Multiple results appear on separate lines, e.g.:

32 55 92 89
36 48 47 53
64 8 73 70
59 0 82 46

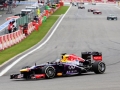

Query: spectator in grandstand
23 23 28 36
8 22 13 33
12 0 16 8
6 0 13 14
7 0 13 5
32 20 39 31
12 25 16 32
34 15 39 22
11 19 17 31
36 7 40 16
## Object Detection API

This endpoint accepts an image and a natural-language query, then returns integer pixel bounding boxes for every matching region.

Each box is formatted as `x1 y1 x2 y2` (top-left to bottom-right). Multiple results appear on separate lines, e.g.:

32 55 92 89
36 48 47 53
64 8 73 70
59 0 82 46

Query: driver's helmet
61 54 69 62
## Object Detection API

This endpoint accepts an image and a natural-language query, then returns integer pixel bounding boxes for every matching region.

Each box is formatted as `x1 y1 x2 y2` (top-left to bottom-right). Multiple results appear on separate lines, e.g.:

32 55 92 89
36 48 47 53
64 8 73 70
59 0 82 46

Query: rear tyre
42 66 56 79
92 61 106 74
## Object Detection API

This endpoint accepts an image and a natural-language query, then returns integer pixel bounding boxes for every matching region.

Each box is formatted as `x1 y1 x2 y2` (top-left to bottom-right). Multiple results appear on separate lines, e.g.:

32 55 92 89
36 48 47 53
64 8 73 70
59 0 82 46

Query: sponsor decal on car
66 70 78 74
57 73 63 76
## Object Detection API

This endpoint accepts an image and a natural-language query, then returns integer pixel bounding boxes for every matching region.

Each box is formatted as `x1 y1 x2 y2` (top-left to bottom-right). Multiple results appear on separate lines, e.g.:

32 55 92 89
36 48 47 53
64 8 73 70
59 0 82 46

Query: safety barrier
0 29 27 51
62 0 115 3
27 22 35 34
106 0 116 3
0 2 62 51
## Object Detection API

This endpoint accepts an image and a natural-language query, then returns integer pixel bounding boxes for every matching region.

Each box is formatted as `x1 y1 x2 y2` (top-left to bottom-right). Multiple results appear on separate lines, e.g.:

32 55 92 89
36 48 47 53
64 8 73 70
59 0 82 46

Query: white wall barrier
0 5 61 51
0 36 4 50
28 22 35 35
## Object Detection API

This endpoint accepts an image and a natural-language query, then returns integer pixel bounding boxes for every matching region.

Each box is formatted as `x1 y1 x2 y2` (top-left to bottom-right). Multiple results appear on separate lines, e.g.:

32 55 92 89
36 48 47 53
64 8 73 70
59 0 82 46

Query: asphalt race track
0 4 120 90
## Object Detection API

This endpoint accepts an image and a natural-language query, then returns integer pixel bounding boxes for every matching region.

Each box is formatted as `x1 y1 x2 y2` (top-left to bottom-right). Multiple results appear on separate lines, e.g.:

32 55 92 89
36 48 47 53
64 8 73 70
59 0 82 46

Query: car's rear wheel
92 61 106 74
42 66 56 79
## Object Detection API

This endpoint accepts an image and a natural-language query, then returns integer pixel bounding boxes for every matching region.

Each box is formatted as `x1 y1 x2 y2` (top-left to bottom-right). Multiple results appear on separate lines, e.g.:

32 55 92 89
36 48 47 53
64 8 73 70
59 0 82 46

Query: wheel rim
98 62 105 72
46 67 55 78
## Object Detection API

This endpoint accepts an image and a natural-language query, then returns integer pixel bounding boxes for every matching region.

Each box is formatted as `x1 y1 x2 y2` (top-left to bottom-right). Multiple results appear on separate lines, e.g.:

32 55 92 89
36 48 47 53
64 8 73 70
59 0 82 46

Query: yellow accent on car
20 69 29 72
57 73 62 76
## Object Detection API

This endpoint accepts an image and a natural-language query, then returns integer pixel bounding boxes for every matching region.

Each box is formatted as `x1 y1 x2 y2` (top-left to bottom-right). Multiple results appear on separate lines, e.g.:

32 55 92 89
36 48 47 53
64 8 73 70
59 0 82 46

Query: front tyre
42 66 56 79
92 61 106 74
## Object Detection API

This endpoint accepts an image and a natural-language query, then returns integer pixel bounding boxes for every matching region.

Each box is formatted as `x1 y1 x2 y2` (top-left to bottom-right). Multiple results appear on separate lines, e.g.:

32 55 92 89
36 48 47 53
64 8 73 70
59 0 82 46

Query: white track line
0 5 72 76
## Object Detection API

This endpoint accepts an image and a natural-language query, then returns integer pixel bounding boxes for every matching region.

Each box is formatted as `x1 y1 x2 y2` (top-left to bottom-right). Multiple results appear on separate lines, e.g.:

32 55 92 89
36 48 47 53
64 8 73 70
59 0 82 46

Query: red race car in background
88 8 96 12
93 10 102 14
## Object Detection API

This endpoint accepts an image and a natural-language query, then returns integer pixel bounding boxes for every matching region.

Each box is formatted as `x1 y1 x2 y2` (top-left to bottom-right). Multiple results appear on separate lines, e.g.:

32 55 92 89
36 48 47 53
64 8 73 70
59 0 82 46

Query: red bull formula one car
10 52 106 80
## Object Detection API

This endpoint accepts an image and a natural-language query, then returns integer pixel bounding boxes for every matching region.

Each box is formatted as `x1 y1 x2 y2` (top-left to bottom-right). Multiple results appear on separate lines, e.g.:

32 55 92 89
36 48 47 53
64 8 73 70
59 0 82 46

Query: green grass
52 6 69 15
0 6 69 65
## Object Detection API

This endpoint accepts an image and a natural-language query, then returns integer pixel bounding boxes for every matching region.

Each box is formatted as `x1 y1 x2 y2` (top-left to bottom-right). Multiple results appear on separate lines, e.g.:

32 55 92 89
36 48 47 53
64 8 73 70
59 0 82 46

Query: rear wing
81 52 102 61
92 52 102 61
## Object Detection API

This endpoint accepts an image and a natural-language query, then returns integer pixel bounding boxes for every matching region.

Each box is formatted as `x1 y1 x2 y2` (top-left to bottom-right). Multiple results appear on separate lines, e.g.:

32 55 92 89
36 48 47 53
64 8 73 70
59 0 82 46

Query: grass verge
0 6 69 65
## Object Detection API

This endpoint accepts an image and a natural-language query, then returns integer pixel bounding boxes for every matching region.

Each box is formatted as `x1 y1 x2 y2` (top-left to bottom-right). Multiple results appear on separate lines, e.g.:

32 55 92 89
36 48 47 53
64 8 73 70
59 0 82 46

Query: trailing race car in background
78 5 85 9
107 14 117 20
10 52 106 80
92 2 96 5
93 10 102 14
71 2 77 6
88 8 96 12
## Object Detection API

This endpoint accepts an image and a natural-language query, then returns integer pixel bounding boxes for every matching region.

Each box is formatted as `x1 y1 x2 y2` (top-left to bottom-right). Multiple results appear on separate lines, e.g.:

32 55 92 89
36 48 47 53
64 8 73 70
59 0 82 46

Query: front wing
10 74 46 79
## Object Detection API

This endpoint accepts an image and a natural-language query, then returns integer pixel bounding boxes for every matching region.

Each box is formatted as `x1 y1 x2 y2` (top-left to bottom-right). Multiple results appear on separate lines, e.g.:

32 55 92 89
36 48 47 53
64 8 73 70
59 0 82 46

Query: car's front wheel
42 66 56 79
92 61 106 74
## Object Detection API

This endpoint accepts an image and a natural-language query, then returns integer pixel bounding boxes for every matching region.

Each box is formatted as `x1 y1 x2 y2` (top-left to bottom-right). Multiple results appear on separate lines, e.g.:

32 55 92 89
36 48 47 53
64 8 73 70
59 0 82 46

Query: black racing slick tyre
42 66 56 79
92 61 106 74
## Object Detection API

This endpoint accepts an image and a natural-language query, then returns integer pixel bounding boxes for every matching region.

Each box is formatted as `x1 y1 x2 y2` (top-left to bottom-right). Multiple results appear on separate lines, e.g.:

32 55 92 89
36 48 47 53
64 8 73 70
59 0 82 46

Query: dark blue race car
10 52 106 80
